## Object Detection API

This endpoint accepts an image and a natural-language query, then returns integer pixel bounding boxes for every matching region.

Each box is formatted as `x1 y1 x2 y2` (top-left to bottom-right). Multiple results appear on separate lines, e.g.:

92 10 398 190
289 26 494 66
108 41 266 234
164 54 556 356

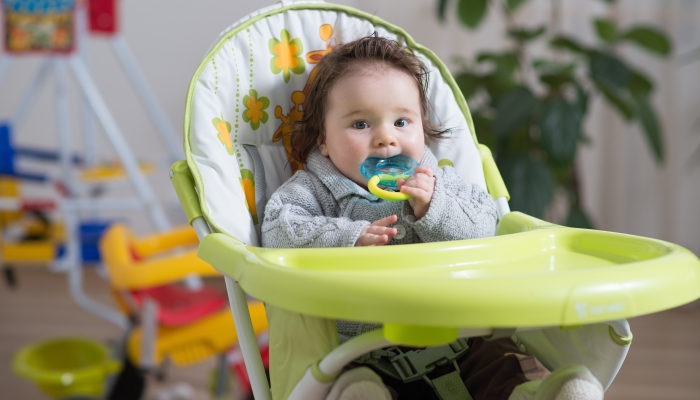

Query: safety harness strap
432 370 473 400
354 339 472 400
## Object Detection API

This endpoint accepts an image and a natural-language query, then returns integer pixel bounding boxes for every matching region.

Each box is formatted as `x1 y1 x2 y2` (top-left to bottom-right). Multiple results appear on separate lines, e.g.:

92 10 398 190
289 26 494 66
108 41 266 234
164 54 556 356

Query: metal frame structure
0 2 176 327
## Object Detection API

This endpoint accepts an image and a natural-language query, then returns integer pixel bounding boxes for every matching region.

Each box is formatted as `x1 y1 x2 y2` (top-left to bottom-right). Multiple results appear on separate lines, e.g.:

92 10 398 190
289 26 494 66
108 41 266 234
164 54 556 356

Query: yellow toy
99 223 268 395
79 161 156 183
0 177 64 287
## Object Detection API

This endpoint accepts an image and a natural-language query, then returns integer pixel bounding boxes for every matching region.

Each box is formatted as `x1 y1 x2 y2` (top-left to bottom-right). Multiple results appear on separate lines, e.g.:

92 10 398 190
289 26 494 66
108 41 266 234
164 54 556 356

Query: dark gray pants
354 337 530 400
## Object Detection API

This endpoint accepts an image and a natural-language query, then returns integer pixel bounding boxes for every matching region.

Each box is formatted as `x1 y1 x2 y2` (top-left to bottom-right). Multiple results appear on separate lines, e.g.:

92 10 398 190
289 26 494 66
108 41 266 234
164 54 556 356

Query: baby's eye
353 121 369 130
394 119 408 127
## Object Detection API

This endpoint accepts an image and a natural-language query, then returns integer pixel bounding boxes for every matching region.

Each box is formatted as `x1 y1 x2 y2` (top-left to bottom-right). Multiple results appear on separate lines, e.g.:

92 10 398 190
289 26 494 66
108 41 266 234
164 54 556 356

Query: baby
262 36 603 400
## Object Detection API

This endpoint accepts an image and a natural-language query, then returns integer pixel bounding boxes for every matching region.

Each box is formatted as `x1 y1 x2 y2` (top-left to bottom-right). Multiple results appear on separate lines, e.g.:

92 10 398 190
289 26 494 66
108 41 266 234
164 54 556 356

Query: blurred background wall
0 0 698 254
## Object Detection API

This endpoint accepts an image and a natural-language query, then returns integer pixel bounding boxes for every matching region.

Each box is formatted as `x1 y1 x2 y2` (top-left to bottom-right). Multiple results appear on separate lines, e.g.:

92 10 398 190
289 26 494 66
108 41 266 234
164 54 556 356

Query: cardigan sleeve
401 165 498 242
261 172 370 248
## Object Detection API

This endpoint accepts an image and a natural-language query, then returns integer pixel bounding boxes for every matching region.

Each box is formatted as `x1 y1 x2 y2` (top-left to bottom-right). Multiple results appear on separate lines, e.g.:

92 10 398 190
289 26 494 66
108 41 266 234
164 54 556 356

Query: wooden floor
1 267 699 400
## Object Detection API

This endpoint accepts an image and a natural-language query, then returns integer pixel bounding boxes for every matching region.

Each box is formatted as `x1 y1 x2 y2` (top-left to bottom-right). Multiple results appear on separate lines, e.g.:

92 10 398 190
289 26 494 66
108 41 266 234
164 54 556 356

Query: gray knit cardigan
261 146 498 339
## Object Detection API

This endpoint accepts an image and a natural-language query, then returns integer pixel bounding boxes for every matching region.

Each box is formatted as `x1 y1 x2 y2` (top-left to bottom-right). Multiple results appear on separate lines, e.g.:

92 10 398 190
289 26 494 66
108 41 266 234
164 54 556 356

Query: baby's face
320 66 425 188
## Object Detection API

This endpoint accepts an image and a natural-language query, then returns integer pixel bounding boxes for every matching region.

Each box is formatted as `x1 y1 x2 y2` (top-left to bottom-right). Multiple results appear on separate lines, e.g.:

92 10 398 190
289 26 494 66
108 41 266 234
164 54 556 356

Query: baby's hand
397 166 435 220
355 215 398 246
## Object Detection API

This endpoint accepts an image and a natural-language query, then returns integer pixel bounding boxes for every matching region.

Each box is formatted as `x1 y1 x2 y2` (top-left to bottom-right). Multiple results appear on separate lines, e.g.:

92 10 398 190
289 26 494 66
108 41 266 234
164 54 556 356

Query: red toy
88 0 118 34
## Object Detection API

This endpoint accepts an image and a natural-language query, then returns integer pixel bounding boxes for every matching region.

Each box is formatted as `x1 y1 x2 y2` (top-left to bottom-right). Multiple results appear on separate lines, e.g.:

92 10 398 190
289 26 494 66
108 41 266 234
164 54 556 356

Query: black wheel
107 354 146 400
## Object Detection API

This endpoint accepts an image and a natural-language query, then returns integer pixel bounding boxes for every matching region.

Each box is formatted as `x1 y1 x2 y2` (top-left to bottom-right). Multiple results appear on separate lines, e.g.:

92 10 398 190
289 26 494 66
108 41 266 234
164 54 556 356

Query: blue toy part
2 0 76 13
360 154 420 189
56 221 113 263
0 123 14 176
0 122 82 182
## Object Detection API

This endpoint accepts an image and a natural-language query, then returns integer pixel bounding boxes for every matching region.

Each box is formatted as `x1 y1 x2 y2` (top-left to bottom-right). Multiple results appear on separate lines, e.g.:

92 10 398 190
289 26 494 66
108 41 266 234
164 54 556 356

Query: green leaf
508 26 546 42
506 0 529 10
497 153 554 218
532 59 552 69
594 19 618 43
476 52 518 66
574 83 589 116
454 72 480 100
631 94 664 163
457 0 488 29
579 131 593 145
589 51 632 89
482 74 518 101
492 86 536 138
539 71 573 91
437 0 449 22
565 207 593 229
539 98 583 165
623 27 671 56
593 80 635 120
550 37 587 53
475 53 520 98
532 59 576 72
627 71 653 96
476 52 519 82
472 111 496 149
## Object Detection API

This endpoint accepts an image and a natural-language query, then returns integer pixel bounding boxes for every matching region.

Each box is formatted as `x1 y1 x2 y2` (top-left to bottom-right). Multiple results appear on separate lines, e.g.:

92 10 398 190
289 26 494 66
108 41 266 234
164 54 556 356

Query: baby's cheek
345 144 368 163
346 140 366 154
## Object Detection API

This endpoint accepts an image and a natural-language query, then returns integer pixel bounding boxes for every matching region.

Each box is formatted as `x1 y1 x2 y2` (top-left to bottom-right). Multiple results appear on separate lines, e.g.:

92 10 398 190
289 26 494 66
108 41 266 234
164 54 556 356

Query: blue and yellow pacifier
360 154 421 201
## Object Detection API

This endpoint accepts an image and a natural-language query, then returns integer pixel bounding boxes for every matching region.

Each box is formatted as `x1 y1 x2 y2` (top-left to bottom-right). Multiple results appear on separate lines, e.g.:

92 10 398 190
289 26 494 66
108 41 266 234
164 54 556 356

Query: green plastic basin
12 337 121 399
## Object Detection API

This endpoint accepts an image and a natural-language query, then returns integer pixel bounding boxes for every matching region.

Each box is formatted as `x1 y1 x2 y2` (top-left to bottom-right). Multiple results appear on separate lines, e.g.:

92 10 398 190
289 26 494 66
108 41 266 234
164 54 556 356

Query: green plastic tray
199 212 700 335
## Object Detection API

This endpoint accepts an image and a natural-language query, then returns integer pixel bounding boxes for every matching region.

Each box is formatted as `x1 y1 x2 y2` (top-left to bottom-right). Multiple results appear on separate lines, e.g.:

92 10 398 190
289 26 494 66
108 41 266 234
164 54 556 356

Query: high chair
170 1 700 399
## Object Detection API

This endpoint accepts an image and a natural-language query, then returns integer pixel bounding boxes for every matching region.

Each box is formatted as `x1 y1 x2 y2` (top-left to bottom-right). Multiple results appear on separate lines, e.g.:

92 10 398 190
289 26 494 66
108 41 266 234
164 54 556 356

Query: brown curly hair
292 35 448 164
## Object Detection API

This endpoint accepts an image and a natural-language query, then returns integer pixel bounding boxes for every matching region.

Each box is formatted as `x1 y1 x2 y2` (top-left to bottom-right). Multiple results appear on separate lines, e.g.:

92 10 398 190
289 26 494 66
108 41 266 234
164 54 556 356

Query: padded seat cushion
185 0 486 246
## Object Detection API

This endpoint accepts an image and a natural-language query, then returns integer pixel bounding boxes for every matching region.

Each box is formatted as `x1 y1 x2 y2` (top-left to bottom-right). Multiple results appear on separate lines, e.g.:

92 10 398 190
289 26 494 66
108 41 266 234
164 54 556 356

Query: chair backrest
184 0 486 246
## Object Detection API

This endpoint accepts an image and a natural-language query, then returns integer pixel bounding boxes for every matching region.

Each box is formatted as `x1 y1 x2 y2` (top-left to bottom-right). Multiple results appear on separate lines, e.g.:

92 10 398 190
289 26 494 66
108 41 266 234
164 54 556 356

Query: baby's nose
374 125 397 147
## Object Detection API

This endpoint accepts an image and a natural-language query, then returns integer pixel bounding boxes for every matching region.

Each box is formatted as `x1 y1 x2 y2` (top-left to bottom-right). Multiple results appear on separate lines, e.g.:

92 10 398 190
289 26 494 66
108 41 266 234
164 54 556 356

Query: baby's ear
318 138 328 156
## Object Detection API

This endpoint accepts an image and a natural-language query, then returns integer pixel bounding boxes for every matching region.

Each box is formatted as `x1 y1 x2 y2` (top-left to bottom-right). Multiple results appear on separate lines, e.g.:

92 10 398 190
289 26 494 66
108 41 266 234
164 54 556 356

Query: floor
1 267 699 400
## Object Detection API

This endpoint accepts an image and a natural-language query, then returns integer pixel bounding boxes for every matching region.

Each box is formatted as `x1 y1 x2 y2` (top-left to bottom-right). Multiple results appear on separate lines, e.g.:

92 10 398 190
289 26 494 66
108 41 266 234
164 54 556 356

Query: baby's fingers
360 233 390 246
400 179 427 193
399 184 424 197
371 214 398 227
414 165 434 177
365 225 397 237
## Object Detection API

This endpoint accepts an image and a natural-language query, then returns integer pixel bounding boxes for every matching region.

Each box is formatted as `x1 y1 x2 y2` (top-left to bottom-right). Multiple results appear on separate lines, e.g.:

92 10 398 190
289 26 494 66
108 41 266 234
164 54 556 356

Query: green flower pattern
242 89 270 131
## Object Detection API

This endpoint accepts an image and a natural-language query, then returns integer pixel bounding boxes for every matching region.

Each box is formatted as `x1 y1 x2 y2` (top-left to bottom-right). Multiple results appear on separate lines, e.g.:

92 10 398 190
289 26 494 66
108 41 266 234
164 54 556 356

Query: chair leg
140 298 159 370
211 353 230 400
224 276 271 400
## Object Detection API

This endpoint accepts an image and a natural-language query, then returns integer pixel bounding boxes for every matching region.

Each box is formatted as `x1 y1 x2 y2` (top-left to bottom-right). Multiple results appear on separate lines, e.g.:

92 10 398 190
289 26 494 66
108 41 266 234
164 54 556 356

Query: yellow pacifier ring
368 175 412 201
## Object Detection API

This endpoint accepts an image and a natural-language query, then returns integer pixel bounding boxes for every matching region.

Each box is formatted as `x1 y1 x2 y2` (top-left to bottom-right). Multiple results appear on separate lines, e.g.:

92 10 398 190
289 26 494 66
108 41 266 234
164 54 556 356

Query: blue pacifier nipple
360 154 421 189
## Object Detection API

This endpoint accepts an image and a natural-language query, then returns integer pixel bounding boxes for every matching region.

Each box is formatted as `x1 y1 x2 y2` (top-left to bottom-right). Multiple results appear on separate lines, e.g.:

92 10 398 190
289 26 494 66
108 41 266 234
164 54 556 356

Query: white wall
0 0 698 254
